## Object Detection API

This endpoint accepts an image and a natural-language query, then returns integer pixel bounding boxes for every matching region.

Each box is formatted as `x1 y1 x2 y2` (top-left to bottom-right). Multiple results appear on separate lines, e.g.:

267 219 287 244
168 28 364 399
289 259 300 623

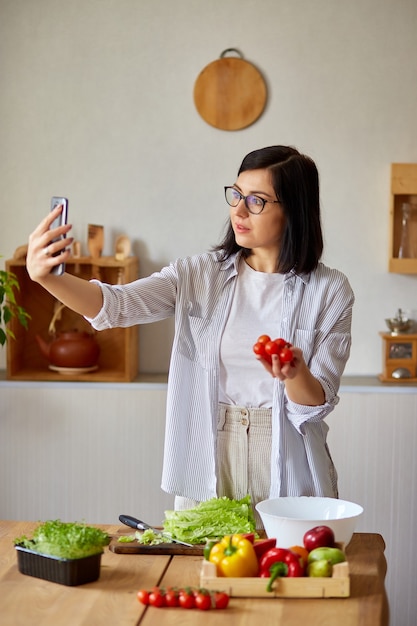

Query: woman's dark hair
215 145 323 273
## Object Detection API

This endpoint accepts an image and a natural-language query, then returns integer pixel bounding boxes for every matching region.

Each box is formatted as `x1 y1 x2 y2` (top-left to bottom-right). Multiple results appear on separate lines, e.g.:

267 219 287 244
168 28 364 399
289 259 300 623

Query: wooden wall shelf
389 163 417 273
5 256 139 382
379 332 417 383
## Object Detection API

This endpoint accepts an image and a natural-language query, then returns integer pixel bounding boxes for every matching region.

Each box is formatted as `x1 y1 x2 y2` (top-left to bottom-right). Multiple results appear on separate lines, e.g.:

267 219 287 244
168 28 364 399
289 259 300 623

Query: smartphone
49 196 69 275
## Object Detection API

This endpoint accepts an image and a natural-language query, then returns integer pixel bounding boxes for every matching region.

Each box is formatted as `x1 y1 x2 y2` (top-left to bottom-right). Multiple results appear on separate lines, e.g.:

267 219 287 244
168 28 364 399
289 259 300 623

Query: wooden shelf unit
379 332 417 383
5 256 139 382
389 163 417 273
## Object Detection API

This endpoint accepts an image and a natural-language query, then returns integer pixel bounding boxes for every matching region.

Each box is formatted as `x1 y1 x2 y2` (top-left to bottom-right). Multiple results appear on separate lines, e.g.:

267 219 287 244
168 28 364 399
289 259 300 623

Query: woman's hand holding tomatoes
253 334 326 405
253 335 302 380
253 336 293 365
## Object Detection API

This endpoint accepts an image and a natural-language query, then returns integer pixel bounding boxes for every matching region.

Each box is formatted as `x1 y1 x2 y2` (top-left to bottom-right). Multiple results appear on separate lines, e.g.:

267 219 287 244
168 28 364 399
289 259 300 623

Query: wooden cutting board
193 49 267 131
109 535 204 556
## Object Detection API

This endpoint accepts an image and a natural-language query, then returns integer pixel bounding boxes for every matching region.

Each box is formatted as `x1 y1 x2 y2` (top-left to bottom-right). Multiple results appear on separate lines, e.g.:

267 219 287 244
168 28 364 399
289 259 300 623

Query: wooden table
0 521 389 626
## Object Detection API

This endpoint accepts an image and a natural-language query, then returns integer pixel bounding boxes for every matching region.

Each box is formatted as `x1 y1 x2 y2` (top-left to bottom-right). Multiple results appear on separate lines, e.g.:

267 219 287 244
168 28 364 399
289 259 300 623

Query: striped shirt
87 250 354 502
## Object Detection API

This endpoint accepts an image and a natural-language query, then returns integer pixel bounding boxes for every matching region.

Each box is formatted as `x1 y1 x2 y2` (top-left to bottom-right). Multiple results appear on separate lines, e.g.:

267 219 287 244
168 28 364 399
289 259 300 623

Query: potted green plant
0 260 31 346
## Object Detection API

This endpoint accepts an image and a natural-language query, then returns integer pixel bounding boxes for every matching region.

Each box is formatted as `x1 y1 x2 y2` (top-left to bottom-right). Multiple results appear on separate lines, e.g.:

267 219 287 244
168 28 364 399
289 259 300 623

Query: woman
27 145 354 526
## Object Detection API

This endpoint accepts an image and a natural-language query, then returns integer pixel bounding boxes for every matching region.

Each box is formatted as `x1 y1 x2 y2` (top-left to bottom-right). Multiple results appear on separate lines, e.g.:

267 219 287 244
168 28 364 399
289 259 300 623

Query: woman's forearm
284 360 325 406
262 348 326 406
37 272 103 319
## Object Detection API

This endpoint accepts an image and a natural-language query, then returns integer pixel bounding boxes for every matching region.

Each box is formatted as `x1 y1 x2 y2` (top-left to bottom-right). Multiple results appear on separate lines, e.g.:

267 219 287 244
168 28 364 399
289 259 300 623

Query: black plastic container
15 545 103 586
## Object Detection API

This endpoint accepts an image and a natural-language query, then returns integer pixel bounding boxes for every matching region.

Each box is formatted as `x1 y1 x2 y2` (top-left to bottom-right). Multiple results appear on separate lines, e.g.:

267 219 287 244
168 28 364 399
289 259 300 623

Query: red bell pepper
259 547 304 591
253 538 277 560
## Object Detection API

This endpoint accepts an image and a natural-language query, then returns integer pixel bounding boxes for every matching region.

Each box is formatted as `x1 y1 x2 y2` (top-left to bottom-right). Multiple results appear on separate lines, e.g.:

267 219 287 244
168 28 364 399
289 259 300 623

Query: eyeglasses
224 186 280 215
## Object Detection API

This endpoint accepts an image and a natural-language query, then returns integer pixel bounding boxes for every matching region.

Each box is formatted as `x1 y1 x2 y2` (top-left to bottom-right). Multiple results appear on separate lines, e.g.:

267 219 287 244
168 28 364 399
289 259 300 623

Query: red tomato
254 336 293 366
137 589 150 605
274 338 288 351
148 589 165 607
164 588 179 607
257 334 271 344
253 342 272 363
213 591 230 609
178 589 195 609
264 340 280 356
279 347 294 363
195 590 211 611
253 341 267 357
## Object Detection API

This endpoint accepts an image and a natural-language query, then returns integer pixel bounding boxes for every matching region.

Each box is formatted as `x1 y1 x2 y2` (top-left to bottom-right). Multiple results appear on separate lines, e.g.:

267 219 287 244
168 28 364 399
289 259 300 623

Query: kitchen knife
119 514 194 547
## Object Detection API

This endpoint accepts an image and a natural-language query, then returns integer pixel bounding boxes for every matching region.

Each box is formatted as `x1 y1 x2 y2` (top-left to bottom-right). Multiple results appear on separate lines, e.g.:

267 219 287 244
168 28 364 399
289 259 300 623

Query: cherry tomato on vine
137 589 150 605
213 591 230 609
148 589 165 607
279 347 294 363
264 340 280 356
164 588 179 607
257 334 271 345
253 342 272 363
254 335 293 365
274 338 288 351
253 341 267 357
178 589 195 609
194 590 212 611
137 585 230 611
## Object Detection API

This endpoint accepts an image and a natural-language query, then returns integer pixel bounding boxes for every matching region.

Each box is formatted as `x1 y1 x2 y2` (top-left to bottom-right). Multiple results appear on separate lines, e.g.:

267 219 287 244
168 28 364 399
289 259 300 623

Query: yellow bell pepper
208 534 259 577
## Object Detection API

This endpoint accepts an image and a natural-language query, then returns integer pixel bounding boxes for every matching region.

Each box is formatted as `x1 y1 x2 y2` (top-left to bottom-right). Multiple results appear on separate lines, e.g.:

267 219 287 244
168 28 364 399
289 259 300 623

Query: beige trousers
175 403 272 529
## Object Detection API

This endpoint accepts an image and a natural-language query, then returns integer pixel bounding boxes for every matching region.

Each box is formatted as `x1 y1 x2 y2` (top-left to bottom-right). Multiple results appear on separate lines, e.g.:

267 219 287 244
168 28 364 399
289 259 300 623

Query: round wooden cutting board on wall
193 49 268 131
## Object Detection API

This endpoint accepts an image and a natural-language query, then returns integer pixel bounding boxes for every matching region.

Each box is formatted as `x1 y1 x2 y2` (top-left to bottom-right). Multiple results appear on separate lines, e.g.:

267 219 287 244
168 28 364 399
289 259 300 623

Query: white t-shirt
219 258 285 407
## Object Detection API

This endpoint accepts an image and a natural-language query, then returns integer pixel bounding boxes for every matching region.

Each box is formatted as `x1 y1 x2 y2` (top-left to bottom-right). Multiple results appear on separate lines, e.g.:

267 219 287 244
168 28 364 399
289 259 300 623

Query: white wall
1 0 417 375
0 380 175 525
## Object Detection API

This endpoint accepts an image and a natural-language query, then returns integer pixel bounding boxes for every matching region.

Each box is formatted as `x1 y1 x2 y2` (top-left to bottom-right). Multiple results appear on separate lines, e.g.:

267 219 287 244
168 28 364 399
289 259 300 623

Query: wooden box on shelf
6 256 139 382
389 163 417 274
379 331 417 383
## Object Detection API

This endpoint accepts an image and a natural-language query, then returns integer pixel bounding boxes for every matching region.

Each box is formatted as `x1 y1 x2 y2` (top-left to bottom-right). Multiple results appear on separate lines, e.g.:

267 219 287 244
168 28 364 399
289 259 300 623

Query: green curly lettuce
162 495 256 544
117 529 172 545
15 520 110 560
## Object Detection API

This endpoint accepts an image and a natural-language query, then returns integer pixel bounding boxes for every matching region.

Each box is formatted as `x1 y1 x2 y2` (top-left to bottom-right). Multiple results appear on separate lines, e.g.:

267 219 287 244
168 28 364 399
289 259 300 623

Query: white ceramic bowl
255 497 363 548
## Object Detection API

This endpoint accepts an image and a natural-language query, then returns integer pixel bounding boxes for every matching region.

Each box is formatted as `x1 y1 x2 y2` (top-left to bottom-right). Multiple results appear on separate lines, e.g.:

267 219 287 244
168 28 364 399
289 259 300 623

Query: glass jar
398 203 417 258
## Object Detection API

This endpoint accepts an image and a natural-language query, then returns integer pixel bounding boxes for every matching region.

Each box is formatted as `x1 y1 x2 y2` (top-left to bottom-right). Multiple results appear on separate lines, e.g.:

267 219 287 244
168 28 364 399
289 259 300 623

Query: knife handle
119 514 150 531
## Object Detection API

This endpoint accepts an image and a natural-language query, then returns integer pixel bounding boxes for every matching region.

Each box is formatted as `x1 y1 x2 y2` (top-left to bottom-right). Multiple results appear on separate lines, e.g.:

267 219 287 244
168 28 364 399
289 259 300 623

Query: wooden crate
200 559 350 598
5 256 139 382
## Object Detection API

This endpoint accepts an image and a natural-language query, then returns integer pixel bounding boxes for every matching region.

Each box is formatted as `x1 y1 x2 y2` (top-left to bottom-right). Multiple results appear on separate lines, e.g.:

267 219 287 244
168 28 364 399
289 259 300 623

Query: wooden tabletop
0 521 389 626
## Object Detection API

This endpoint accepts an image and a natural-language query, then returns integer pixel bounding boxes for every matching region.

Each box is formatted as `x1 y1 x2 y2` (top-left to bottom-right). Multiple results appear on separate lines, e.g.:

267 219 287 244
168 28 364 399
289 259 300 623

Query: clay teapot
36 329 100 368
